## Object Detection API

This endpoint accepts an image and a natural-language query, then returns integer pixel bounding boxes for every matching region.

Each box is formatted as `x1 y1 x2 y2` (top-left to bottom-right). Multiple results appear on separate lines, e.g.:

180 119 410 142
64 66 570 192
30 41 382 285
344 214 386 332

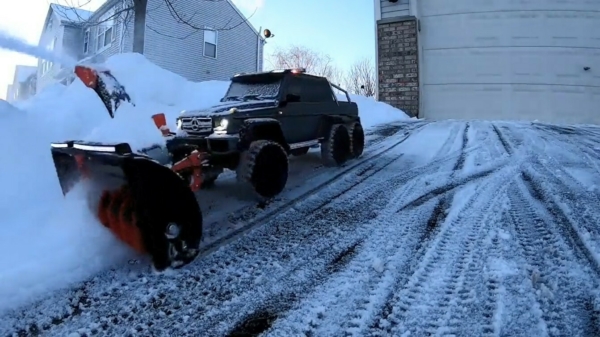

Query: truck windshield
222 76 282 102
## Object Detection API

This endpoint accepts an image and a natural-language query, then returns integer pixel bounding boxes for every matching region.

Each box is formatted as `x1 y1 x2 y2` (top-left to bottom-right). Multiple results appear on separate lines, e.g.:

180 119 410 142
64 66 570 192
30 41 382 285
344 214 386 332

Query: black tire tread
321 124 351 167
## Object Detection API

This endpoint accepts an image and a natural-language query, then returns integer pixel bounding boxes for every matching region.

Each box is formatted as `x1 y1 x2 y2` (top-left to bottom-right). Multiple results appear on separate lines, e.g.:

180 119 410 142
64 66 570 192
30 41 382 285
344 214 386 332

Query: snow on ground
0 40 409 315
3 120 600 337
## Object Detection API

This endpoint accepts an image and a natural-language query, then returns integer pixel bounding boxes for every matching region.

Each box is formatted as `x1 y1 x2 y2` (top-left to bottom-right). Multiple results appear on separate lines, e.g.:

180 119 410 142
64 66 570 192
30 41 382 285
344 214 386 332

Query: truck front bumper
166 133 239 155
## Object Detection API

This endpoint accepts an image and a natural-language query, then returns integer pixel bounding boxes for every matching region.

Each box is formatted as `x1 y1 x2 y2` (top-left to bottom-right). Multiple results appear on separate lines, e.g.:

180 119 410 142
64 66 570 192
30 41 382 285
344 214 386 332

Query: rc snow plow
50 66 204 271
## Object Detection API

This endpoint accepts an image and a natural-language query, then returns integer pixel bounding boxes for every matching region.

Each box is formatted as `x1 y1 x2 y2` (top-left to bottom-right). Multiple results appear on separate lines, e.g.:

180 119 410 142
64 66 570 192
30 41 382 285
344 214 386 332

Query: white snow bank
338 93 410 128
0 52 409 314
0 99 23 116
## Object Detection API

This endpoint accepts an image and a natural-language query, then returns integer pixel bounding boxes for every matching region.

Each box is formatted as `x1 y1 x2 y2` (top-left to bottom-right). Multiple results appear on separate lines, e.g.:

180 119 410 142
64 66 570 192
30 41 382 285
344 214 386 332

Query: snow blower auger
49 66 204 272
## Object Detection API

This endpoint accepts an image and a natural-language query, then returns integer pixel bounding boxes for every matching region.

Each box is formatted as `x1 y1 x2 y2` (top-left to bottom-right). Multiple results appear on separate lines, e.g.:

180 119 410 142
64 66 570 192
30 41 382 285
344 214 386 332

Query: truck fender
238 118 290 152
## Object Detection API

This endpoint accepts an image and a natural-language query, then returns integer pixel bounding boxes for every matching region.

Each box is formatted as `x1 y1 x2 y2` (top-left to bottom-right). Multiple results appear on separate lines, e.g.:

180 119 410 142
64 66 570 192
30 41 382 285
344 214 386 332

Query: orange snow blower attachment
152 113 175 137
48 67 203 271
50 141 203 271
74 65 133 118
74 65 98 88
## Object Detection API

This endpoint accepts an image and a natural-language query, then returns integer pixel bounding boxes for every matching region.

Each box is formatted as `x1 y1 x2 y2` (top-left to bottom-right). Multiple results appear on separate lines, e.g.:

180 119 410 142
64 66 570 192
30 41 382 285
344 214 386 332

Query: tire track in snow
521 166 600 276
367 163 516 337
302 123 479 223
261 123 507 337
223 122 481 337
531 124 600 171
361 123 475 335
432 121 462 161
506 175 600 337
465 121 505 167
500 124 600 275
226 124 478 336
454 188 548 337
226 239 367 337
365 121 426 147
192 146 454 334
533 123 600 147
266 190 442 337
491 123 512 155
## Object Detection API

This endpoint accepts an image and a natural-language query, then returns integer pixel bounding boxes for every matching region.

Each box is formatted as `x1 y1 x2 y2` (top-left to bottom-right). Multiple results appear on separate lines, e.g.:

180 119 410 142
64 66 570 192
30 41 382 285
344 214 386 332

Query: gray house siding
143 0 263 82
119 13 135 54
36 13 65 91
380 0 409 19
81 1 125 63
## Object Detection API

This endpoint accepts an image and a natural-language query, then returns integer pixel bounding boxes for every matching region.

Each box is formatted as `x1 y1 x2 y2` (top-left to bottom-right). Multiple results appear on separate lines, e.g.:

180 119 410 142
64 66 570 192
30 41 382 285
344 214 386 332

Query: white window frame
203 28 217 58
41 59 53 75
83 28 90 54
96 9 116 53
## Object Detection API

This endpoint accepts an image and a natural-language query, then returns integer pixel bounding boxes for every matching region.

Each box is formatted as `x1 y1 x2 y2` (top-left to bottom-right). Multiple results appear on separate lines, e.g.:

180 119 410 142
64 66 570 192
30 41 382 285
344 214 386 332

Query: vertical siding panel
380 0 409 18
144 0 263 81
37 13 64 91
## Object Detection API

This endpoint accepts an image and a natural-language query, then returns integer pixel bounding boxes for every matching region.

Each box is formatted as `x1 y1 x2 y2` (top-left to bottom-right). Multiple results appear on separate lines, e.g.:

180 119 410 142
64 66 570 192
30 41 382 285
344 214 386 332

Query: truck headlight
214 118 228 134
176 118 183 129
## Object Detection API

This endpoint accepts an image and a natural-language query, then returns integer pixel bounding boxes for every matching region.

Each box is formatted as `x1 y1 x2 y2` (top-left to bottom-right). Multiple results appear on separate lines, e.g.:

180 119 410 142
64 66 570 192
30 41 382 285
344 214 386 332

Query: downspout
256 26 261 72
119 18 124 53
409 0 423 117
373 0 381 101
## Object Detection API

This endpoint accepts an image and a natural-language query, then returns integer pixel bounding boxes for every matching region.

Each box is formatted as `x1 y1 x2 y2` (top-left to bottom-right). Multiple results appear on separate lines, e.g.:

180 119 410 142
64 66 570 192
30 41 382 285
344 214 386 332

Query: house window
41 60 53 75
204 29 217 58
96 10 116 51
83 29 90 54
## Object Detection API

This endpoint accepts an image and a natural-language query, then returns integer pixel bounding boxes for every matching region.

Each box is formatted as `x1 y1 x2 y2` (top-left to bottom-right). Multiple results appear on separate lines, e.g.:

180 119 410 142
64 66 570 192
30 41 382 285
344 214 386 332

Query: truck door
280 75 337 144
278 76 306 144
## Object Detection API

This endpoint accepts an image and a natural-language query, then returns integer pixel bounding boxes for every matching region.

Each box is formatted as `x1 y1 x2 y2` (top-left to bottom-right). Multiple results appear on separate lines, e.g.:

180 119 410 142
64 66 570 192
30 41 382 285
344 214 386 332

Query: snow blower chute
50 66 204 271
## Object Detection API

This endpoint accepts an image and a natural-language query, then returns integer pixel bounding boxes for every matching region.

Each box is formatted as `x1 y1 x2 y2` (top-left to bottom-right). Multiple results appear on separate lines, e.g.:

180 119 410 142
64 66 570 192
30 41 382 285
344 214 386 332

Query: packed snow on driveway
2 119 600 337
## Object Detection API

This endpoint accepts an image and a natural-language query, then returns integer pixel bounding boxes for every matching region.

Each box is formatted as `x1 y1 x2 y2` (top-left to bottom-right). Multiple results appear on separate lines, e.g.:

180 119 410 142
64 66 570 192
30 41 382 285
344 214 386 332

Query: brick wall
377 17 419 117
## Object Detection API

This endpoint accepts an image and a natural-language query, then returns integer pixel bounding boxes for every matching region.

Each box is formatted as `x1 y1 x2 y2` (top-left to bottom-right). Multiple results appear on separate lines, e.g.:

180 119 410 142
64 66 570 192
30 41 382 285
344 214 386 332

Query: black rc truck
49 66 365 272
168 67 365 198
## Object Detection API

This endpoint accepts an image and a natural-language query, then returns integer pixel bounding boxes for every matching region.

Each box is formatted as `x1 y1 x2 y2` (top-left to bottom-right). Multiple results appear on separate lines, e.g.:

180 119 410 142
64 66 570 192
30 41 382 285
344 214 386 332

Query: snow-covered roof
14 65 37 83
50 3 93 23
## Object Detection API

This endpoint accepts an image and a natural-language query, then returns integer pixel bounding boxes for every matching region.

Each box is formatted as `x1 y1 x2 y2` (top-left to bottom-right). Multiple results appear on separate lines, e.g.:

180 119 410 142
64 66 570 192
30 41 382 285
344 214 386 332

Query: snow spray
0 30 77 69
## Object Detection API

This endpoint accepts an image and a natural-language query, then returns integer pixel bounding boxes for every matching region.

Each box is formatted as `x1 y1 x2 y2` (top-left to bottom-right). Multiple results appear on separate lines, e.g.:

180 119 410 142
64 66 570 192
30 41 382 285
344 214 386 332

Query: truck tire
348 122 365 159
321 124 351 166
237 140 289 198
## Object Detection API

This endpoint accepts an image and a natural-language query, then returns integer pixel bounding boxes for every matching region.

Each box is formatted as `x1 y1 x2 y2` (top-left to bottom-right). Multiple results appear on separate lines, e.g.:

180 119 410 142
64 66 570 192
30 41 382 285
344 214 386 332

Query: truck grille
181 117 213 136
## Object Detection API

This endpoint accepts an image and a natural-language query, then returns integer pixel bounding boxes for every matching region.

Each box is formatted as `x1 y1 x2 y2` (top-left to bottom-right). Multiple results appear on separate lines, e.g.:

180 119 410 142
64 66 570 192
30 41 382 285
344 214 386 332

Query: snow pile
0 51 409 315
0 99 23 116
0 101 133 315
339 93 410 128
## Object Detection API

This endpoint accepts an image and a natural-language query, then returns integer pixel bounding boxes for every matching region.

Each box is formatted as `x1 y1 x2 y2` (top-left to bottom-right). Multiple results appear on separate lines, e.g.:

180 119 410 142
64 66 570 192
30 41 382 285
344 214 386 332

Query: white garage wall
417 0 600 124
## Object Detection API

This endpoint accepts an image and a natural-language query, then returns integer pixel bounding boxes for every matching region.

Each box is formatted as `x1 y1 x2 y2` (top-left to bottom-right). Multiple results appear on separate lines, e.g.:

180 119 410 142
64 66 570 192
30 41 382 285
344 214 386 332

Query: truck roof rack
233 68 307 77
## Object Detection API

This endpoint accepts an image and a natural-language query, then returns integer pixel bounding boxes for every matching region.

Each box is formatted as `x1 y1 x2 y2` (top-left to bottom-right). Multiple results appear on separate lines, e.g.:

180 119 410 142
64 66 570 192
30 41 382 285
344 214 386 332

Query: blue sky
244 0 376 70
0 0 375 99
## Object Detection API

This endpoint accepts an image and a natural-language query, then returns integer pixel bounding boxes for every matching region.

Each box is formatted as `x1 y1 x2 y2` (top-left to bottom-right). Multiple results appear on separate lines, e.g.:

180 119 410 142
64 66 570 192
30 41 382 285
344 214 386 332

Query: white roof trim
224 0 265 41
374 0 382 20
